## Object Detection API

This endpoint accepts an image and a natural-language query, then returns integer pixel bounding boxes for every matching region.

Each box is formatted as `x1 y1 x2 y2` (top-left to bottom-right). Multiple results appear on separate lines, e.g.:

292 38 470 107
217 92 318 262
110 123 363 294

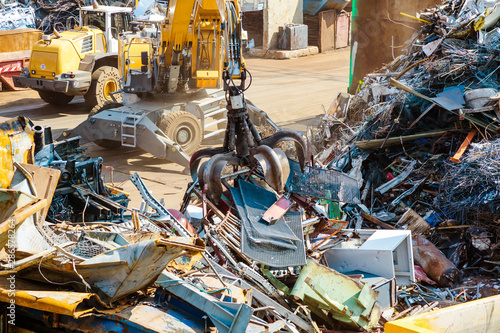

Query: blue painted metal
156 270 253 333
303 0 350 15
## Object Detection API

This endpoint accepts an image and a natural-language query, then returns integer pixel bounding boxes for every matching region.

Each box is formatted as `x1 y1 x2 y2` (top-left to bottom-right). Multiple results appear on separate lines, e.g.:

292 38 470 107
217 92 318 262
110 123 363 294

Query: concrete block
247 46 319 59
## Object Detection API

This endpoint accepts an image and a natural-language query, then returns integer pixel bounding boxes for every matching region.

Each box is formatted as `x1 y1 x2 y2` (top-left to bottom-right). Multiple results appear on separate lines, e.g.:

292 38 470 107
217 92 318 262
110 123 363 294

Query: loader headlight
31 70 35 74
52 72 56 77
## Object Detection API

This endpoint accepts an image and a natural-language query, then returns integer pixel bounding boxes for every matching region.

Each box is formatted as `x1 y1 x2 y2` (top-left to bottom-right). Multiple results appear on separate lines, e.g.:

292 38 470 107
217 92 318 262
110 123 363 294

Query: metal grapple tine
250 146 290 194
190 147 226 183
260 130 309 172
200 153 239 202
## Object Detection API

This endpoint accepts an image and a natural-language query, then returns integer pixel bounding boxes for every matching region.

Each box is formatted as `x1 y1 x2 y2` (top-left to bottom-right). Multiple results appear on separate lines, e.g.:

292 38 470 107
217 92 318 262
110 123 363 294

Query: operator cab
80 6 133 53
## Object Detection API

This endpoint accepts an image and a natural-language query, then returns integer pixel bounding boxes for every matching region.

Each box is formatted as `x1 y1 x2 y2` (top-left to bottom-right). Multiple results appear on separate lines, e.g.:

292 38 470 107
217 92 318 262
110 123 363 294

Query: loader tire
38 91 74 105
159 111 203 155
90 101 124 149
84 66 122 108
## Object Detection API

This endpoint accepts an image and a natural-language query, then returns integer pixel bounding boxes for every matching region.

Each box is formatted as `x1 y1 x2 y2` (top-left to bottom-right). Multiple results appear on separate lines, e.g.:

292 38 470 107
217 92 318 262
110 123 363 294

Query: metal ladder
120 111 145 147
193 95 227 139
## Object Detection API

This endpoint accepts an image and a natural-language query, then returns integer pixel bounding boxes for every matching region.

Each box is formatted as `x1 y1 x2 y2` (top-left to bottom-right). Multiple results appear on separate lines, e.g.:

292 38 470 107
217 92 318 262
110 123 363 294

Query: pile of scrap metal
306 0 500 330
0 117 208 332
0 116 391 332
0 0 126 33
173 130 418 332
0 1 36 31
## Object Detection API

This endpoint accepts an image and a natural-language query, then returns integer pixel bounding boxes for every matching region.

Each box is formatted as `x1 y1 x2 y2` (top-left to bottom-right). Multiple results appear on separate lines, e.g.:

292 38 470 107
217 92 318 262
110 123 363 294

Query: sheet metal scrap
157 270 253 333
230 179 306 268
0 2 35 31
0 116 34 189
0 277 207 333
17 234 205 304
0 188 46 250
291 259 381 331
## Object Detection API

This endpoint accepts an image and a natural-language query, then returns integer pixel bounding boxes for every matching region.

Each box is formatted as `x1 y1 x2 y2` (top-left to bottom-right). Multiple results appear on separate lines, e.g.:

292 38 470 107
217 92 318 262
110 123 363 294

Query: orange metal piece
450 130 477 163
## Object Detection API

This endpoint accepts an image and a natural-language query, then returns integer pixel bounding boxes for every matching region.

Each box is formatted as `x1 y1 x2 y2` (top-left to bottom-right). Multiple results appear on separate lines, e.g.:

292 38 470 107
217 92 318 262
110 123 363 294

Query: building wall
349 0 442 94
263 0 304 50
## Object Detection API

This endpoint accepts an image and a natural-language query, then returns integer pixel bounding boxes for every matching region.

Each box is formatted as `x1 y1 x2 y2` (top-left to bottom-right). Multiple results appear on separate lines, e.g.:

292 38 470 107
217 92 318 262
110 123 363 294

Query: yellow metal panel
0 28 42 53
29 29 94 77
195 70 219 88
385 294 500 333
0 117 33 189
30 50 58 78
118 36 151 81
0 278 109 318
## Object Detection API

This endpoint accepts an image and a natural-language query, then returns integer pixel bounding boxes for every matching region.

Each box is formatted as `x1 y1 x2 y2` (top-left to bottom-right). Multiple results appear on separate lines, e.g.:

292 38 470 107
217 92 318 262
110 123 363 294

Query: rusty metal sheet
0 29 41 53
38 236 205 304
0 189 33 222
1 278 203 332
17 163 60 226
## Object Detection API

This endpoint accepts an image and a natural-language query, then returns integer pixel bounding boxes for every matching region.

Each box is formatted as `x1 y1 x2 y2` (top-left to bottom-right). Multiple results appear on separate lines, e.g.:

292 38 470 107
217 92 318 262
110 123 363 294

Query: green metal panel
291 258 380 330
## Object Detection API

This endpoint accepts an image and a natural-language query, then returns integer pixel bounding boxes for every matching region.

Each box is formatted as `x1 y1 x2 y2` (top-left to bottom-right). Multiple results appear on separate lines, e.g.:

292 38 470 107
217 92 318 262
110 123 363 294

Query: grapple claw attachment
260 130 309 172
199 153 239 203
190 84 310 203
190 147 226 183
251 146 290 194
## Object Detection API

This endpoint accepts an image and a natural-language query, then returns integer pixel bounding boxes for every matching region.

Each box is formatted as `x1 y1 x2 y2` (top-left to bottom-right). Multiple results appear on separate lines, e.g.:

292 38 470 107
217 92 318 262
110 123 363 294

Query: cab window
82 12 106 32
111 13 132 39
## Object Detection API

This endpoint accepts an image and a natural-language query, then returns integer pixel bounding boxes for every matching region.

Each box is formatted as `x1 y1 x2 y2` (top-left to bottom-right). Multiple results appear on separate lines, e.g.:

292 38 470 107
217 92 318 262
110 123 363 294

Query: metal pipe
44 126 53 145
33 125 45 155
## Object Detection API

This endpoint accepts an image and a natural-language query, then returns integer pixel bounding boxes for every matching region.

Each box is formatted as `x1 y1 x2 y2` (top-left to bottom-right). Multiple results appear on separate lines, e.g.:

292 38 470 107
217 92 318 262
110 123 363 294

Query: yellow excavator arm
119 0 246 94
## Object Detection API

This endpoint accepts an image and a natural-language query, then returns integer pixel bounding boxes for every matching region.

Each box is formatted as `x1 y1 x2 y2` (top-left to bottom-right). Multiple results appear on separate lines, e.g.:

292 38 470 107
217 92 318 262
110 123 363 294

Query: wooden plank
450 130 477 163
18 163 61 226
396 208 430 235
319 10 336 52
303 14 319 47
360 211 395 230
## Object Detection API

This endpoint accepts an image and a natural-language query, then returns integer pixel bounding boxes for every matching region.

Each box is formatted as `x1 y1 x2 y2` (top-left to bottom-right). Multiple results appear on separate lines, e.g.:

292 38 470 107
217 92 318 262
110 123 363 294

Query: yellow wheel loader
13 5 132 107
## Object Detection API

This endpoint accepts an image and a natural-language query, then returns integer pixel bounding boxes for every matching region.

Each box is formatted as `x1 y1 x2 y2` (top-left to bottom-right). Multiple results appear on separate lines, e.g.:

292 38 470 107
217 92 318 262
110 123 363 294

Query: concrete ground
0 49 350 210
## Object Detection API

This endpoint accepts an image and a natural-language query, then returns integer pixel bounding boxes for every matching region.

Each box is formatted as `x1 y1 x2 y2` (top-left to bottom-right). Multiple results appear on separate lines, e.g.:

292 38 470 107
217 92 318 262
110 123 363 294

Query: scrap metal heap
309 0 500 327
0 0 128 32
3 0 500 332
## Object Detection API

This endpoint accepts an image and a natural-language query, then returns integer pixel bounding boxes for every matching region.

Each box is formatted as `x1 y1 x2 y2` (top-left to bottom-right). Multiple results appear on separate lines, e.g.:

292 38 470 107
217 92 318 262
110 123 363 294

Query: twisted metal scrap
439 139 500 221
